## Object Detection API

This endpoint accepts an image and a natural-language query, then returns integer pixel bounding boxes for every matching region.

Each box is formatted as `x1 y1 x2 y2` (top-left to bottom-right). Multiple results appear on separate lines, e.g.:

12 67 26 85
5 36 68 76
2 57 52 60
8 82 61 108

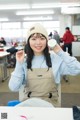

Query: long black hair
26 35 52 70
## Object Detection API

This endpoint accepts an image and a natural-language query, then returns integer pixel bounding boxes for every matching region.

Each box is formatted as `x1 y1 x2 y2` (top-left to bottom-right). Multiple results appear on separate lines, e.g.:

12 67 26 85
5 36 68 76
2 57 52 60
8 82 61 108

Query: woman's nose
36 39 41 44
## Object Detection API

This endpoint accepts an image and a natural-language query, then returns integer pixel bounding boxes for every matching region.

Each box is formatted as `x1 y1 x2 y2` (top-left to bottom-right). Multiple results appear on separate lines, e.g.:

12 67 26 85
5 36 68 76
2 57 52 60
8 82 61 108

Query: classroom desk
0 51 10 82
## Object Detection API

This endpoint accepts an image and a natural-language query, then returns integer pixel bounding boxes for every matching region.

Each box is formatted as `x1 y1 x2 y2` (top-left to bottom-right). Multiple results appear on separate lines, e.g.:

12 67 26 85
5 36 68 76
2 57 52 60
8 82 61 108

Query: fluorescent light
32 3 80 8
0 4 30 10
23 16 53 21
0 3 79 10
16 10 54 15
0 18 9 21
61 7 80 14
0 2 80 10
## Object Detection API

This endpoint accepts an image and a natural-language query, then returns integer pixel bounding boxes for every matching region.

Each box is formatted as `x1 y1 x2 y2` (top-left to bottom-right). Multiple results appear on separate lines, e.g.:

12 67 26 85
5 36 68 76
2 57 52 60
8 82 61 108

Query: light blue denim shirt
9 50 80 91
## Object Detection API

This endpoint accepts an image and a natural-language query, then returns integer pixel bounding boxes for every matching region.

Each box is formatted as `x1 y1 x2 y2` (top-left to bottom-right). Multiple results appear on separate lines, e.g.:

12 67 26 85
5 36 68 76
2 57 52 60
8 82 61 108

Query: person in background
53 30 61 45
8 23 80 107
48 32 53 40
62 27 74 56
62 27 75 82
0 37 6 46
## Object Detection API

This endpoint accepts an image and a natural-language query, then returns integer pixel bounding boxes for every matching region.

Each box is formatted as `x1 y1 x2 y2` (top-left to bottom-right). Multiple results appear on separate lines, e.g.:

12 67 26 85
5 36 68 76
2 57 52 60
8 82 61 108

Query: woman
0 37 6 46
9 23 80 107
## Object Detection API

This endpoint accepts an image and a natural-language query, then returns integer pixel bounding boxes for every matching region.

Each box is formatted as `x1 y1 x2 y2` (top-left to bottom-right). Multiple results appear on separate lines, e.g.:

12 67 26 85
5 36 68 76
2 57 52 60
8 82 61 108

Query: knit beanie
27 23 48 41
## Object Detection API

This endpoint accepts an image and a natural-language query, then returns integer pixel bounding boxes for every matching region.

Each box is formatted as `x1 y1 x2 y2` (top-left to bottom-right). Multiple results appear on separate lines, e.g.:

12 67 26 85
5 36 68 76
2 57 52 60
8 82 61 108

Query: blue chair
7 100 21 106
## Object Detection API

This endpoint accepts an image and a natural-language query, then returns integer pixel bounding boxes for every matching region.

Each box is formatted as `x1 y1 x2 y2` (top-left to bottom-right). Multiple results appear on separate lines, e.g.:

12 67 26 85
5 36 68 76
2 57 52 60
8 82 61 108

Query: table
0 107 73 120
0 51 10 82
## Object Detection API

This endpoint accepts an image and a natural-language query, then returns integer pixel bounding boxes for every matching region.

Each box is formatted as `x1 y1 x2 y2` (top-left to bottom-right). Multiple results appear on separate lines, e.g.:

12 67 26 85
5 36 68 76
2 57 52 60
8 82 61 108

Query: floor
61 75 80 107
0 57 80 107
0 68 19 106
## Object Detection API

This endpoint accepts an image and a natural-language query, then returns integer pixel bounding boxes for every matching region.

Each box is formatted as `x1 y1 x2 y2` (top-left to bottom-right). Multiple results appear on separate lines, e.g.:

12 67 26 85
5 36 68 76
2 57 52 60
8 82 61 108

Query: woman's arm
53 44 80 75
58 50 80 75
8 50 27 91
50 44 80 75
8 61 26 91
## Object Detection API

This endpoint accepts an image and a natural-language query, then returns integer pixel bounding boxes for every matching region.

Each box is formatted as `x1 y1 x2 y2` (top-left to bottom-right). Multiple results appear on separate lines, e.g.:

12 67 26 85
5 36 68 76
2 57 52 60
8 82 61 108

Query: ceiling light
0 4 30 10
61 7 80 14
0 3 79 10
0 18 9 21
16 10 54 15
23 16 53 21
32 3 80 8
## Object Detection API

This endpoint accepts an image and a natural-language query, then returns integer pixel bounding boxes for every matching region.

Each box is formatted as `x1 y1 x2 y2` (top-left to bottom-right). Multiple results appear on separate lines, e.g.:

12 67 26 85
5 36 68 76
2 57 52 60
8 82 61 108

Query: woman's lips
35 46 42 50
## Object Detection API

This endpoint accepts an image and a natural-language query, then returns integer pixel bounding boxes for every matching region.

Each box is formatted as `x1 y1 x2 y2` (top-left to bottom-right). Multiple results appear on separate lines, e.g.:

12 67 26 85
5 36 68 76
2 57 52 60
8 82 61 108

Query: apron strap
27 92 53 98
27 91 32 98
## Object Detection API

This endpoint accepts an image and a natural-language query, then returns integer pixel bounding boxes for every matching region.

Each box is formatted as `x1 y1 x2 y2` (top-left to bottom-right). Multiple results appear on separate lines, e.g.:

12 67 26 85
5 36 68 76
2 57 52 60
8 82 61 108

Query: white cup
48 39 57 48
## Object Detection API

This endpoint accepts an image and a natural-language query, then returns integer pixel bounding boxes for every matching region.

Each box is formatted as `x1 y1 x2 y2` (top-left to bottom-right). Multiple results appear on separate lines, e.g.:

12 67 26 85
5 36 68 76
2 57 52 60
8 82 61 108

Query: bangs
30 33 46 39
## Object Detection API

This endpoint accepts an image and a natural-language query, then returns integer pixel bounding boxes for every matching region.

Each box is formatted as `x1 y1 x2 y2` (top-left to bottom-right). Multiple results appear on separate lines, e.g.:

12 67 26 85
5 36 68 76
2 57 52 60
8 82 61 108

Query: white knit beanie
27 23 48 41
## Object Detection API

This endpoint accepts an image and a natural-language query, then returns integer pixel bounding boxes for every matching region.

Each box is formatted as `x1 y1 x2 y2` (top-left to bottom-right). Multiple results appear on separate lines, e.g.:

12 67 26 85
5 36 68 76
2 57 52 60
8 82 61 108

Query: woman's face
29 33 47 55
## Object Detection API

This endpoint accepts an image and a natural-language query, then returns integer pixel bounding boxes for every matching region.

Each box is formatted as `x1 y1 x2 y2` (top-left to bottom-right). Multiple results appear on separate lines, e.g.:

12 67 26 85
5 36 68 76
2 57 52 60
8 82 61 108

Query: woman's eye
41 37 45 40
31 38 36 40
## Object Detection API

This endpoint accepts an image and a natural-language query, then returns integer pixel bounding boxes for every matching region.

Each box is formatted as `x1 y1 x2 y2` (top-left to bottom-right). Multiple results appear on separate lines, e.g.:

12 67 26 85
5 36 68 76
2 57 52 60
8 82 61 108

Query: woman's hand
48 39 62 53
53 44 62 53
16 50 25 63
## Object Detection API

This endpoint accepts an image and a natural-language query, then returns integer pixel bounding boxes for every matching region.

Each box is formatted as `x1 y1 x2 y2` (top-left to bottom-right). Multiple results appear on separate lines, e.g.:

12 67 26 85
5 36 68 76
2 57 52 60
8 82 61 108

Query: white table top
3 46 12 50
0 107 73 120
0 51 10 57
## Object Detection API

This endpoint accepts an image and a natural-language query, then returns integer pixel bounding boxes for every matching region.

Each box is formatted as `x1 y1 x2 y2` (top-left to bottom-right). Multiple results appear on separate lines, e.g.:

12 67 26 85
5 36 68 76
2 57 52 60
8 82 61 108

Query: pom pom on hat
26 23 48 41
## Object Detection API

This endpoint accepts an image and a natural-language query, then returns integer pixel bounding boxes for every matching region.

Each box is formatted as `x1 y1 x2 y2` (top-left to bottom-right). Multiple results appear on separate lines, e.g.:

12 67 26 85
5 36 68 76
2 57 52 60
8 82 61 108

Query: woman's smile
35 46 42 50
29 33 47 55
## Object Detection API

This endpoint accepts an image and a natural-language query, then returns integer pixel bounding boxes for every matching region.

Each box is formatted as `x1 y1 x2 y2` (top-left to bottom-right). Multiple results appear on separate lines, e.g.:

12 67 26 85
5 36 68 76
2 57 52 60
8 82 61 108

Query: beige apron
23 68 61 107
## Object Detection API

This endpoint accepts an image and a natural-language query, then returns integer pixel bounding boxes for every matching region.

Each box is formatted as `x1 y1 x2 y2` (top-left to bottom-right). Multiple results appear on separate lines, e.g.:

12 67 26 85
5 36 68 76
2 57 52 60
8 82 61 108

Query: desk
72 42 80 56
0 51 10 82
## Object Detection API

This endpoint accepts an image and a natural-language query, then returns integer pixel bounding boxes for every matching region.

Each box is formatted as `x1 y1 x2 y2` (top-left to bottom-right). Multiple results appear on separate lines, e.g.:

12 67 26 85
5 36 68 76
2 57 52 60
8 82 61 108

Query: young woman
9 23 80 107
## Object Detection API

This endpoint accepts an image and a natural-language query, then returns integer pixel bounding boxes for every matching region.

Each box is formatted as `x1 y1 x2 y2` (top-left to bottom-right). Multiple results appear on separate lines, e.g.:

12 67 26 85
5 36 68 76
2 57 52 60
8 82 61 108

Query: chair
0 63 5 82
7 100 21 106
56 83 61 107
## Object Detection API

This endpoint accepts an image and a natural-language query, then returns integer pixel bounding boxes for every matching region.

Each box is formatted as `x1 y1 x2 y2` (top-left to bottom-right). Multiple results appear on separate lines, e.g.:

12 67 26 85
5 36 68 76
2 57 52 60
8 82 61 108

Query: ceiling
0 0 80 22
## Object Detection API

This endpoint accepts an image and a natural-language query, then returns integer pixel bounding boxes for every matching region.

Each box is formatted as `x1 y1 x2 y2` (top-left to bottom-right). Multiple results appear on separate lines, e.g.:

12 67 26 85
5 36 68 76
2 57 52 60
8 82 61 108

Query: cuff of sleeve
57 50 70 59
16 61 24 67
57 50 64 56
14 61 24 73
